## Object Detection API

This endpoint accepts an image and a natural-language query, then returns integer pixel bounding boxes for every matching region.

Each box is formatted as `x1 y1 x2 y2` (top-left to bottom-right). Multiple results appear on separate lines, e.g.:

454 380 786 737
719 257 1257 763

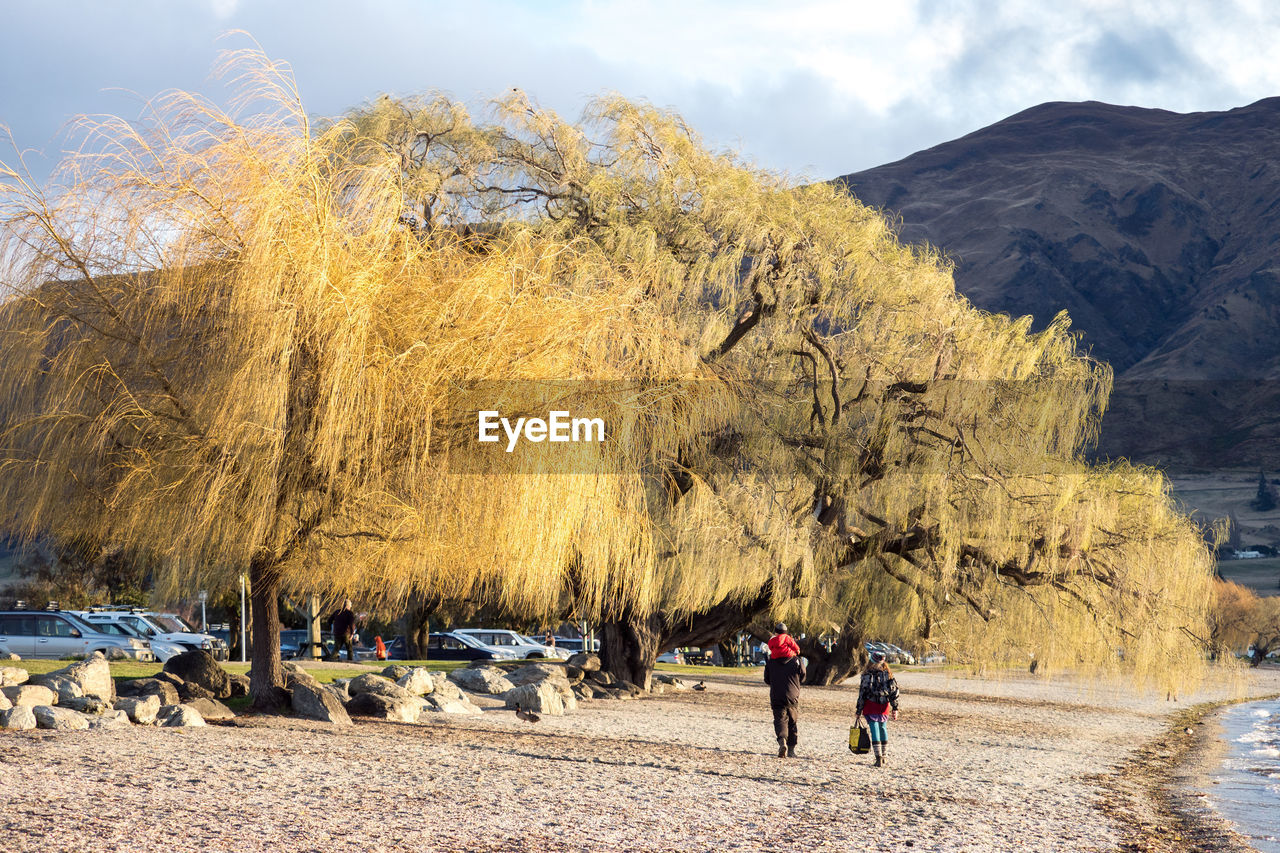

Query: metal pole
239 574 247 663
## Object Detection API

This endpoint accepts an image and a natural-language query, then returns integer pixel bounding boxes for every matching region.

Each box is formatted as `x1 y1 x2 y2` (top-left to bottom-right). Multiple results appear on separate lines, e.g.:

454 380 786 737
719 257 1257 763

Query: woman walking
855 650 900 767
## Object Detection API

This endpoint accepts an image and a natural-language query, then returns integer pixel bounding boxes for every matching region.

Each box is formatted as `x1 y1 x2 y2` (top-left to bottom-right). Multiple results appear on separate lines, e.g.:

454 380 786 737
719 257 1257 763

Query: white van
78 608 228 660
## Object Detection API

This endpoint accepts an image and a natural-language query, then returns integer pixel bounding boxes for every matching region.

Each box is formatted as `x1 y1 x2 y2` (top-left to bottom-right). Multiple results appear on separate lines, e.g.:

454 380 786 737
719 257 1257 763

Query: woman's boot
872 743 882 767
880 744 888 767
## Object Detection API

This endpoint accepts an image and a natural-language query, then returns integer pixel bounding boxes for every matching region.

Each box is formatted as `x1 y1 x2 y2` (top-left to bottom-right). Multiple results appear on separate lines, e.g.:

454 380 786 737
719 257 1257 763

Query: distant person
329 599 357 662
855 650 901 767
544 630 555 648
763 622 806 758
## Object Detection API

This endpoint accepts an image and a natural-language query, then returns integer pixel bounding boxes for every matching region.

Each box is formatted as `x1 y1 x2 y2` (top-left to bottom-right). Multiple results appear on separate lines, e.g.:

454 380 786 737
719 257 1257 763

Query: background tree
1210 580 1280 665
340 91 1217 692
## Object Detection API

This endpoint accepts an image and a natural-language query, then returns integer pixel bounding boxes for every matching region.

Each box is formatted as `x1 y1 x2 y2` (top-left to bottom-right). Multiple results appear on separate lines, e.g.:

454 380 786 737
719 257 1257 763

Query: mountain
837 99 1280 468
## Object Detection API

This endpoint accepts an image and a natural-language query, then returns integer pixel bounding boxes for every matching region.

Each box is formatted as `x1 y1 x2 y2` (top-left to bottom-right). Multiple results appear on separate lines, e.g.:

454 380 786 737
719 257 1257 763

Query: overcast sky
3 0 1280 183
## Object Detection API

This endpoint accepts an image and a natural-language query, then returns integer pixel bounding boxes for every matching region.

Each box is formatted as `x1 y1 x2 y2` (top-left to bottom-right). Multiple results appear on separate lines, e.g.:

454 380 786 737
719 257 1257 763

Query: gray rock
420 694 482 716
324 682 350 704
28 675 84 703
0 665 29 687
62 695 110 714
183 697 235 721
566 652 600 672
430 678 462 702
163 650 231 699
506 662 567 686
34 654 114 703
177 680 217 702
292 683 352 725
118 678 180 706
503 681 567 716
156 704 206 727
227 673 251 698
1 705 37 730
0 690 9 712
615 680 643 697
33 705 90 731
571 683 593 701
284 668 322 690
447 666 514 695
154 670 186 690
88 709 133 730
396 668 434 696
381 665 412 681
586 670 615 686
2 684 57 708
114 694 161 725
563 665 585 684
345 691 419 723
347 673 413 701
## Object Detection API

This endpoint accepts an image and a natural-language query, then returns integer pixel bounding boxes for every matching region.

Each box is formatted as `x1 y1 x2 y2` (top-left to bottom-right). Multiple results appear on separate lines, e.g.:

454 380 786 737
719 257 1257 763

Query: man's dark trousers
772 702 798 748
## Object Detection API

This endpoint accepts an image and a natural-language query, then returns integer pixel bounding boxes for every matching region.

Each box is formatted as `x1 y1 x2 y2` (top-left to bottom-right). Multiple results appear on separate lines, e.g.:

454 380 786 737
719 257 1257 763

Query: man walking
763 622 805 758
329 599 357 662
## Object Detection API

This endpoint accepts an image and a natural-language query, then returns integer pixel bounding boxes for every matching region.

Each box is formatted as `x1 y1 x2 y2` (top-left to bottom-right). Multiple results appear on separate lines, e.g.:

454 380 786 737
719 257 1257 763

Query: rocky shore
3 664 1279 851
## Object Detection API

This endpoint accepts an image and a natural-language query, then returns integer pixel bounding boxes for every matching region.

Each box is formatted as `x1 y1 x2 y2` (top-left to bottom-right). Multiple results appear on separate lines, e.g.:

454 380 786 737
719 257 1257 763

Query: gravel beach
4 666 1279 852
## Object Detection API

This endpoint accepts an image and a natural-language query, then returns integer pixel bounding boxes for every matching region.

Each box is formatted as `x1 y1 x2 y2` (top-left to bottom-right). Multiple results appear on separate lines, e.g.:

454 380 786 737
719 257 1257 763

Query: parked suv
77 608 228 660
68 611 186 662
0 608 154 660
453 628 570 660
426 631 520 662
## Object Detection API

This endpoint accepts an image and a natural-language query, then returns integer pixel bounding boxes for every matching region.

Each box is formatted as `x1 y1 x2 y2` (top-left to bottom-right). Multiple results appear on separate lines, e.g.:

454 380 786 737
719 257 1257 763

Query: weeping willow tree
0 52 730 706
0 48 1215 704
339 90 1216 692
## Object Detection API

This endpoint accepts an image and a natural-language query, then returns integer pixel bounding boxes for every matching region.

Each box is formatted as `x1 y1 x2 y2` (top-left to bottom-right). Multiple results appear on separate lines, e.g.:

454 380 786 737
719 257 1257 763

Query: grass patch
656 662 761 677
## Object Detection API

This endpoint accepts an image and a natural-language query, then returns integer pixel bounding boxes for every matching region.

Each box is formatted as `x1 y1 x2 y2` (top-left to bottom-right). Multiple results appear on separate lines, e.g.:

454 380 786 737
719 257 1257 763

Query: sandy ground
3 667 1280 853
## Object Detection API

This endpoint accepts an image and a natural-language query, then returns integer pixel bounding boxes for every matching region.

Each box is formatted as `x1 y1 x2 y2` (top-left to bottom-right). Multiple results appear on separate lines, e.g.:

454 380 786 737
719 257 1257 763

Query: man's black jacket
764 655 805 706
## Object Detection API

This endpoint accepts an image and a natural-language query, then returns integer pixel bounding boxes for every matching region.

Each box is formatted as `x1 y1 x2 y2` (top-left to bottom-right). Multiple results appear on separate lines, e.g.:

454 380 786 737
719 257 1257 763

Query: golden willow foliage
0 50 1214 688
340 89 1216 688
0 51 721 619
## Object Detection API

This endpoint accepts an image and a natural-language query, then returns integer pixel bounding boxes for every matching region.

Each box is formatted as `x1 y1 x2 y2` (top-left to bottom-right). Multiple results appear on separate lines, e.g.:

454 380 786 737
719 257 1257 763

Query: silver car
0 609 154 661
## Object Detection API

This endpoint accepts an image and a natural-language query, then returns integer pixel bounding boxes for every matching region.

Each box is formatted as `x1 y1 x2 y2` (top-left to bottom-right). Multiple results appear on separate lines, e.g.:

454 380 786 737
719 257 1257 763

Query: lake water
1205 699 1280 851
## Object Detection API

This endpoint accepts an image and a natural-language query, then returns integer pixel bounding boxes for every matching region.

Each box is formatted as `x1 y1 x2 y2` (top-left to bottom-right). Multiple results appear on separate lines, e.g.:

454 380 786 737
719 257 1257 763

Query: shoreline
1097 687 1280 852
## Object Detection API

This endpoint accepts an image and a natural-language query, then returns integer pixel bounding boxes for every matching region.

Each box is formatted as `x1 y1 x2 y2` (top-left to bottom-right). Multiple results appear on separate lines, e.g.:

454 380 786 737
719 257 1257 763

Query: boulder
0 666 29 687
381 665 413 681
563 665 585 685
1 705 37 730
0 690 9 712
62 695 110 714
396 668 434 696
503 681 568 716
291 683 352 725
33 705 90 731
345 691 419 723
586 670 615 686
447 666 514 695
420 694 482 716
34 653 115 702
284 668 322 690
177 680 217 702
2 684 57 708
154 670 186 690
324 682 350 704
183 697 235 721
589 685 616 700
571 683 593 701
347 673 413 701
2 653 18 661
227 673 251 698
430 678 462 703
118 678 180 706
88 709 133 730
156 704 206 727
163 650 231 699
615 680 643 697
506 662 567 687
29 675 84 703
114 694 161 725
566 652 600 672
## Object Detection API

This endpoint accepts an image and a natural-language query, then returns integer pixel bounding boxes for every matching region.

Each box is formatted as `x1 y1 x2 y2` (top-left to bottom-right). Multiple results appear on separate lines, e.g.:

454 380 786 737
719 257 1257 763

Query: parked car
656 649 685 665
425 631 520 662
551 637 600 654
77 607 228 660
865 641 909 664
68 611 185 662
452 628 570 660
884 644 916 665
0 608 154 661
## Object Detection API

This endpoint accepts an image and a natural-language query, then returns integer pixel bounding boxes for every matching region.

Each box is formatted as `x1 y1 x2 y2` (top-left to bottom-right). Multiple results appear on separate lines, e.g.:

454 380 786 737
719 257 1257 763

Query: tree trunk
798 621 864 686
601 584 775 692
404 595 432 660
248 555 287 712
600 611 662 691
